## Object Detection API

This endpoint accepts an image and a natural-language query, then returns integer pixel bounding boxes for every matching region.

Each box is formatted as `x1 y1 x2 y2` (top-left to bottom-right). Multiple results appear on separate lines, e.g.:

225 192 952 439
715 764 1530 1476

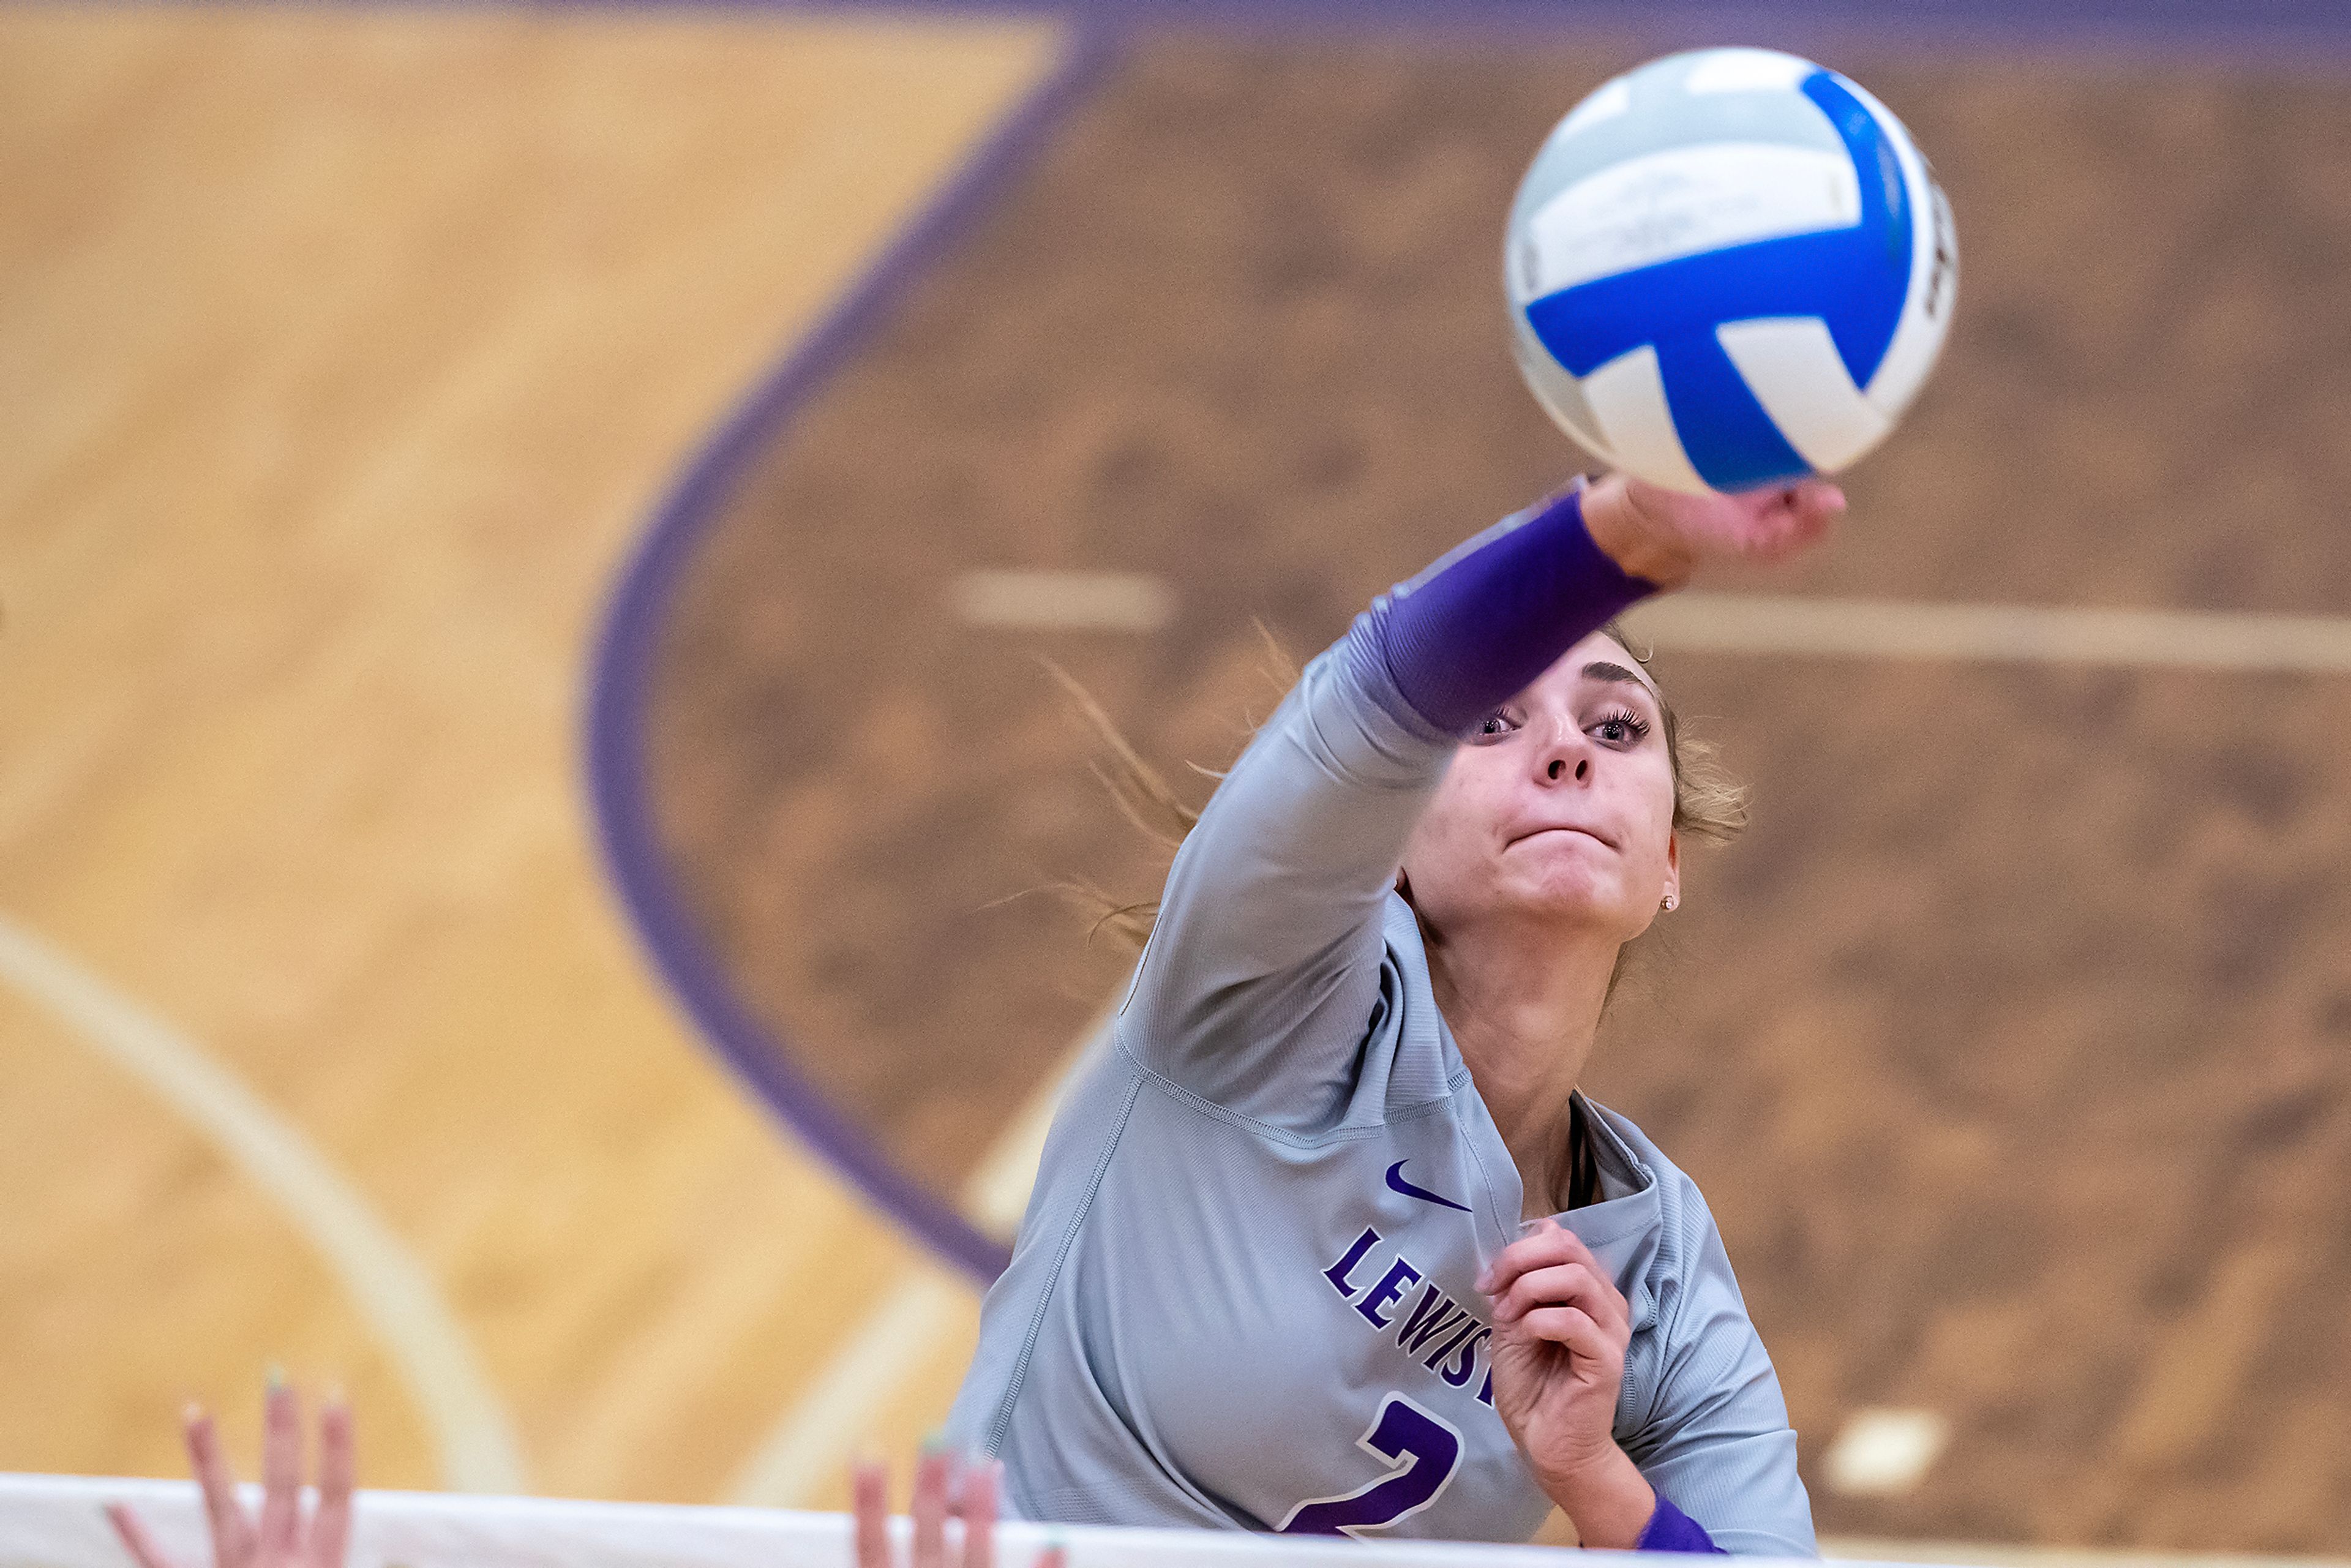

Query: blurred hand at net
853 1450 1063 1568
1581 470 1845 588
107 1381 354 1568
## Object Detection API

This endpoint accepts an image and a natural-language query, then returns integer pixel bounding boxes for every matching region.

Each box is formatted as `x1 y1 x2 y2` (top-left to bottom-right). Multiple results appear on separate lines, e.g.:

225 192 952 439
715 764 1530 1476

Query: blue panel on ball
1519 67 1916 488
1654 331 1813 491
1798 69 1912 385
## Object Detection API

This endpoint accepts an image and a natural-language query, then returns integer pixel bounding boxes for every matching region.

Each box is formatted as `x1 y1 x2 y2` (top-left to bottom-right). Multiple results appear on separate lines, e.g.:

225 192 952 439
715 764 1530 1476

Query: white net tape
0 1475 1846 1568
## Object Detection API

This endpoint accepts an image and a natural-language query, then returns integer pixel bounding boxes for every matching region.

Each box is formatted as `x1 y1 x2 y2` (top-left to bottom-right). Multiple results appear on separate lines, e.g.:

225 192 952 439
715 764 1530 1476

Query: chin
1499 866 1624 923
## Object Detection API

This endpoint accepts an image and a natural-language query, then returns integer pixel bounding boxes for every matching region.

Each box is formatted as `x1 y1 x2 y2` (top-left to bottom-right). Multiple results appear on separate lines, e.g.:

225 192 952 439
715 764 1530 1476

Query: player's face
1400 631 1679 943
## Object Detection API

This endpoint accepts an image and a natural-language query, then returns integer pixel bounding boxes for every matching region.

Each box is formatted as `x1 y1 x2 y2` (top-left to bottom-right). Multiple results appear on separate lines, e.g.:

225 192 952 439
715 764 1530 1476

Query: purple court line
585 26 1117 1286
474 0 2351 67
583 0 2342 1291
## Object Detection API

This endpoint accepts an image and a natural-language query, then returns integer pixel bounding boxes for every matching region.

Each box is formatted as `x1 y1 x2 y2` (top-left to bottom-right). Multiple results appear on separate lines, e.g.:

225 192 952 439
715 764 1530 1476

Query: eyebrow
1582 659 1662 698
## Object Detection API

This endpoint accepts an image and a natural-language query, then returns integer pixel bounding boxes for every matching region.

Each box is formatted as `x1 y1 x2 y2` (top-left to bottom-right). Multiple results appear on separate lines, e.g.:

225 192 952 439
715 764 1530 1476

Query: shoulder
1584 1100 1746 1314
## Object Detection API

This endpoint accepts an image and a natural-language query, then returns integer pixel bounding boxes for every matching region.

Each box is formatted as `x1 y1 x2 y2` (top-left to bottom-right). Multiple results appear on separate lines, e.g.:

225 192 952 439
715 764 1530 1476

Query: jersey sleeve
1117 485 1653 1122
1625 1193 1818 1558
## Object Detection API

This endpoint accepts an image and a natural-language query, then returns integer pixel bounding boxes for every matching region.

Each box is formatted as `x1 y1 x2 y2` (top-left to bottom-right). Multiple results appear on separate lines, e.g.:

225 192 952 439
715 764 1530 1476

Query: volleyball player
939 471 1842 1553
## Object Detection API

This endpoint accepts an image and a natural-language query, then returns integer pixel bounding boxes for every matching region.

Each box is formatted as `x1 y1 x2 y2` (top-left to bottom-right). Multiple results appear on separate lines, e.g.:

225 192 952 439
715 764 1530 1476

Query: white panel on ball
1552 75 1633 140
1520 145 1861 300
1715 318 1893 473
1681 48 1817 95
1862 182 1959 420
1581 347 1711 497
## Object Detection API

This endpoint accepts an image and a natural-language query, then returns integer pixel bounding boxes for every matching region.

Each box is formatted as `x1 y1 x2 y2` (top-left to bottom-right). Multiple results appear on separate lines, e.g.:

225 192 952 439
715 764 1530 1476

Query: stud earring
1661 894 1678 912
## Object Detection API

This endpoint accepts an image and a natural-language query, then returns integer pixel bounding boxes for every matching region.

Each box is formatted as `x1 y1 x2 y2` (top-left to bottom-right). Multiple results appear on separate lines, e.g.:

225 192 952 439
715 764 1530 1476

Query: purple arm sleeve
1349 485 1658 738
1637 1495 1728 1555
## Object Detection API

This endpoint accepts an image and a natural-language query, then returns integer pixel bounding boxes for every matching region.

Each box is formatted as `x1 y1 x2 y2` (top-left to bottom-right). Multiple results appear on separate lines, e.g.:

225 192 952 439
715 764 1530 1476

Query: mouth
1508 824 1617 852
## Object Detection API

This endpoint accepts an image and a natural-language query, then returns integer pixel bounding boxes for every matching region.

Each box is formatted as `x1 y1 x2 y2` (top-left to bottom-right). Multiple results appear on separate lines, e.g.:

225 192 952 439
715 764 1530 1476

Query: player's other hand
1581 470 1844 588
106 1381 354 1568
852 1449 1063 1568
1477 1219 1655 1550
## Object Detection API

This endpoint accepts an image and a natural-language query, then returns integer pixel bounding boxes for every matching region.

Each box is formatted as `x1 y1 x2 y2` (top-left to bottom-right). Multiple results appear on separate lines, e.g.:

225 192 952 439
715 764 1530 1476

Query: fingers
1490 1261 1629 1340
1783 477 1846 517
961 1461 999 1568
183 1406 256 1568
1514 1304 1618 1368
852 1461 892 1568
107 1502 181 1568
910 1449 953 1568
1477 1218 1603 1301
1742 481 1843 560
306 1398 354 1568
1032 1547 1067 1568
257 1379 302 1562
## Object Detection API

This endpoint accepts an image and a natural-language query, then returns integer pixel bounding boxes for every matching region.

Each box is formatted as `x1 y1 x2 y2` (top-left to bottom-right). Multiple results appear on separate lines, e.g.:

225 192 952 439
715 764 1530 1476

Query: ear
1662 830 1681 907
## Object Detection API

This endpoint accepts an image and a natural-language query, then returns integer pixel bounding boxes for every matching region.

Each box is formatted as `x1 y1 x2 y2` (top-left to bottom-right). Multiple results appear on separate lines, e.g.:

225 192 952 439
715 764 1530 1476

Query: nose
1535 722 1591 786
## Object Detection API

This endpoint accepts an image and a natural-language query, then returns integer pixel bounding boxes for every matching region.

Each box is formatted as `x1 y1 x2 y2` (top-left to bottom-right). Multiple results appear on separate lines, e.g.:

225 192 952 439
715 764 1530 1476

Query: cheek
1622 766 1679 869
1403 760 1493 891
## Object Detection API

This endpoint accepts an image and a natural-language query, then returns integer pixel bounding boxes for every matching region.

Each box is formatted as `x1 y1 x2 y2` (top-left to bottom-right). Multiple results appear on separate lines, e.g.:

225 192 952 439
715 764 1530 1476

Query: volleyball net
2 1473 1900 1568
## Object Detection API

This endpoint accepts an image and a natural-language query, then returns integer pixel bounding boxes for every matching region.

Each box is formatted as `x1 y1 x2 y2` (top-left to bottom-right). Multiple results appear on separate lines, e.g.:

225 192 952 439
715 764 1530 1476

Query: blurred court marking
951 569 1177 632
1823 1542 2349 1568
1821 1408 1951 1497
726 1013 1107 1506
1630 595 2351 672
0 913 527 1494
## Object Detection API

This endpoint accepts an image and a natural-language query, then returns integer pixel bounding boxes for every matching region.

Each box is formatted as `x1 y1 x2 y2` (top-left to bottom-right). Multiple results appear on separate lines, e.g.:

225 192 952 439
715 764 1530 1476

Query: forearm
1543 1444 1656 1551
1352 481 1660 739
1128 482 1665 1081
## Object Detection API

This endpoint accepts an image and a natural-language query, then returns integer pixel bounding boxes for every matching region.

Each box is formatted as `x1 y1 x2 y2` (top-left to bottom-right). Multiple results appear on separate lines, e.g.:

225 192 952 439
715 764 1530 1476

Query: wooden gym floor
6 1 2350 1555
0 0 1057 1507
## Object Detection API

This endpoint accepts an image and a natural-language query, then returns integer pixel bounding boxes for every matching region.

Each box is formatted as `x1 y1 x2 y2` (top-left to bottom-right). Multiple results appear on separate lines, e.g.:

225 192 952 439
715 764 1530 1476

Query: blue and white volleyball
1507 48 1957 496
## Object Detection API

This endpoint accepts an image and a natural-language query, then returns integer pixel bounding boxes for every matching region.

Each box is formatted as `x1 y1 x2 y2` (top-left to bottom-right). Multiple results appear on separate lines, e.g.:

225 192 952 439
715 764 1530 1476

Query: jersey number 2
1277 1393 1464 1537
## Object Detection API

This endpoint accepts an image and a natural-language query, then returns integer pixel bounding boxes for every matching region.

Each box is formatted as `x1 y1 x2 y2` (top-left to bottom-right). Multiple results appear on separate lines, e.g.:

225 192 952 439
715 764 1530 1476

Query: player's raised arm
1118 473 1841 1115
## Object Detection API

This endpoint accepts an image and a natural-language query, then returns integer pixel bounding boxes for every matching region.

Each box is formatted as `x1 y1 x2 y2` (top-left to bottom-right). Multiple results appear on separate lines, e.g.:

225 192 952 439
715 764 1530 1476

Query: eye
1471 708 1522 743
1589 707 1651 747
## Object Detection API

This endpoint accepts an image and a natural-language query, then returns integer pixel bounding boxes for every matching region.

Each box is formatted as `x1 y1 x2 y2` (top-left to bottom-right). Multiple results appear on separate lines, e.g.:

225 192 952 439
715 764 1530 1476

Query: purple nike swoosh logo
1385 1160 1472 1213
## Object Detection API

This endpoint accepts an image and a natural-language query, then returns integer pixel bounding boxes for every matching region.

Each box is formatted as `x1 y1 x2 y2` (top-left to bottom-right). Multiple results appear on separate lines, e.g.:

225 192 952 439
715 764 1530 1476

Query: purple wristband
1358 486 1657 738
1636 1494 1727 1555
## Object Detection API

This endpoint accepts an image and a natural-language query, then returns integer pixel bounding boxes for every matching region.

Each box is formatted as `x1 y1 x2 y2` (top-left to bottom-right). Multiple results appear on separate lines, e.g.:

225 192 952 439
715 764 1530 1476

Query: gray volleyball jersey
944 631 1815 1555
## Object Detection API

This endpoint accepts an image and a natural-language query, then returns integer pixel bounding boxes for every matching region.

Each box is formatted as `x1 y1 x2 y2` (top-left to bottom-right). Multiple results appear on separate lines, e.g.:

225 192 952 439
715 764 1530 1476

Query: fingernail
266 1364 287 1394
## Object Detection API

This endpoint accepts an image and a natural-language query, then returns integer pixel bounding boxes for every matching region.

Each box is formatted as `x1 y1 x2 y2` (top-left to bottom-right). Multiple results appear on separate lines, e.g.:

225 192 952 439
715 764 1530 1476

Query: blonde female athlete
110 471 1837 1564
939 471 1843 1554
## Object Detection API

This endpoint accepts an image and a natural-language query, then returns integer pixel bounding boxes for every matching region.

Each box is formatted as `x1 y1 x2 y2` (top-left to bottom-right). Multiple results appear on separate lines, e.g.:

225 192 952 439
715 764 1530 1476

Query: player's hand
105 1381 354 1568
1477 1220 1655 1548
852 1449 1063 1568
1580 470 1844 588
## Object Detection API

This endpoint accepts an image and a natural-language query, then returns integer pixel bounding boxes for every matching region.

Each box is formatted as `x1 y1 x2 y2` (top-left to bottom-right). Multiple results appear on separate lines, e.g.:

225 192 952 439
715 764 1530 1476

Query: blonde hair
1054 623 1747 955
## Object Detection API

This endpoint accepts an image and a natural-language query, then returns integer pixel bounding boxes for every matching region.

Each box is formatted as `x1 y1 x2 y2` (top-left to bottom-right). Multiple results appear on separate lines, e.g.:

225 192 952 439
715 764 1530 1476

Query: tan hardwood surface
0 1 1052 1502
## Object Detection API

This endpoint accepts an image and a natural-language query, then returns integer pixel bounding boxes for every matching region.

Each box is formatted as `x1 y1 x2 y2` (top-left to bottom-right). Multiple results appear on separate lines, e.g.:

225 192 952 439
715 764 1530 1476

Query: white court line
1821 1409 1951 1497
1823 1541 2351 1568
1627 594 2351 672
0 912 528 1493
951 570 1176 634
725 1011 1108 1507
730 586 2351 1514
